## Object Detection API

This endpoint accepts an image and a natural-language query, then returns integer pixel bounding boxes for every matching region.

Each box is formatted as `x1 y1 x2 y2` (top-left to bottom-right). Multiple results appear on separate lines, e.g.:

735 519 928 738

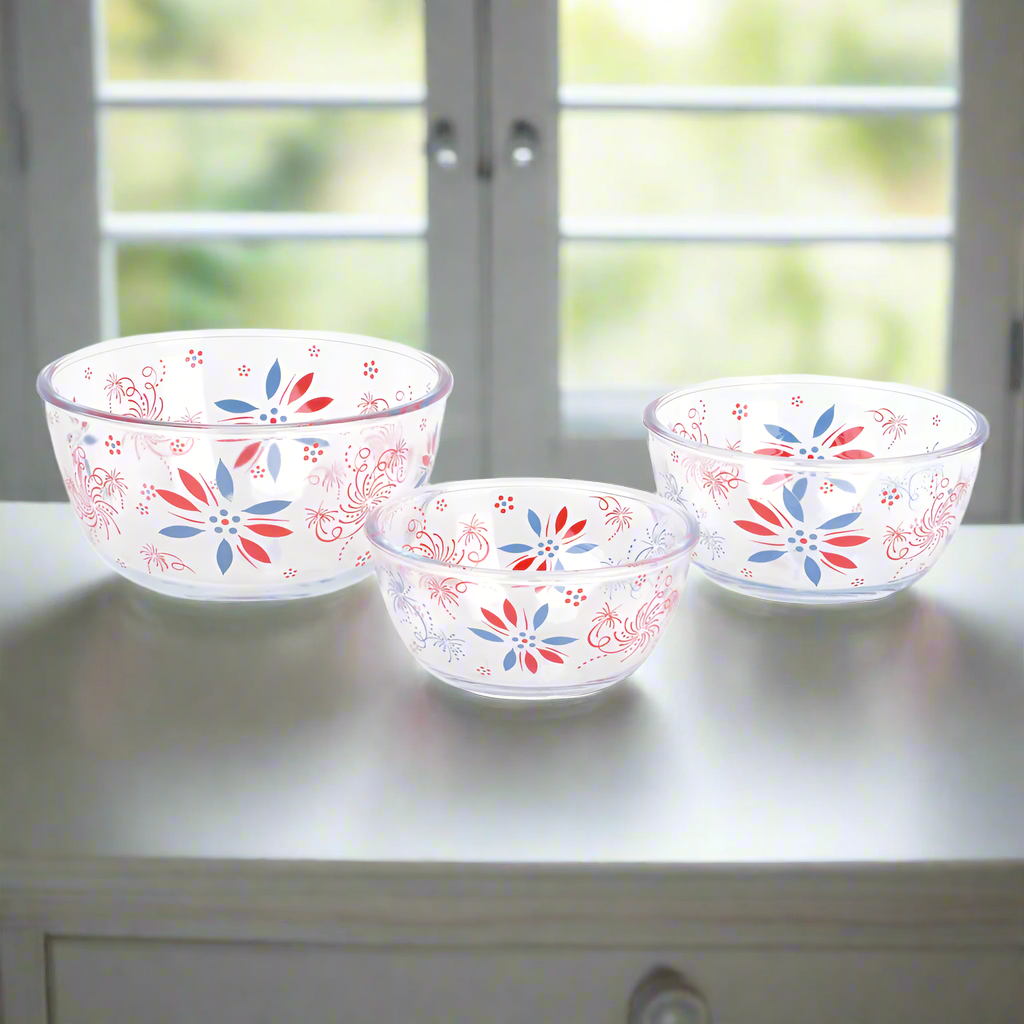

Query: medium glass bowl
37 329 451 600
645 375 988 605
366 479 700 701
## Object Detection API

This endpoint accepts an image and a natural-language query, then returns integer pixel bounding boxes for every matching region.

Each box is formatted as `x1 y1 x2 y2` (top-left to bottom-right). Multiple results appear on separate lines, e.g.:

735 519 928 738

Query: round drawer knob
627 967 710 1024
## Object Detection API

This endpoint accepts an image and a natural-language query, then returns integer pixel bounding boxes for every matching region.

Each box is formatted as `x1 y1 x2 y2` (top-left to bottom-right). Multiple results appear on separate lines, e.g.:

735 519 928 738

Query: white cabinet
45 941 1024 1024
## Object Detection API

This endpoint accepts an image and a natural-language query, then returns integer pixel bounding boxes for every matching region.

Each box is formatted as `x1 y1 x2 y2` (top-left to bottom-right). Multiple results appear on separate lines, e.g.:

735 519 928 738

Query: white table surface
1 502 1022 867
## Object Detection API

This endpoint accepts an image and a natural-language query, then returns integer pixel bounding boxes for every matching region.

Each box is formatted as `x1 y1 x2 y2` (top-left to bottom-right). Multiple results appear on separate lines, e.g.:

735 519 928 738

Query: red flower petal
481 608 507 631
734 519 777 537
288 372 314 405
563 519 587 541
157 489 199 513
762 473 791 486
825 534 869 547
822 552 857 570
523 651 538 674
233 441 262 469
239 537 271 563
829 426 863 448
538 648 563 664
536 559 547 570
295 396 333 414
555 506 568 534
503 599 518 626
245 523 292 537
748 499 783 527
835 449 874 460
512 557 536 570
178 468 209 505
755 448 794 457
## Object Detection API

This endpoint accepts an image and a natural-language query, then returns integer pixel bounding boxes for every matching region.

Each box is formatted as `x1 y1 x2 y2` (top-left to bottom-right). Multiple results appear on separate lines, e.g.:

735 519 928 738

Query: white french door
487 0 1024 522
2 0 1022 518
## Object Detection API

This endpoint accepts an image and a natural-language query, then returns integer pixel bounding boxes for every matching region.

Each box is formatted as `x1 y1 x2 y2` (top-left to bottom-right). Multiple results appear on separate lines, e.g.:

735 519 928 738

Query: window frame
488 0 1024 522
0 0 486 498
2 0 1021 518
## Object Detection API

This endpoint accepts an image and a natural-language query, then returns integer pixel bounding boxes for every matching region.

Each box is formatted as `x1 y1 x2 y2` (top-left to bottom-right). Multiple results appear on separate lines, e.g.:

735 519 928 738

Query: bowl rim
36 328 453 435
366 477 701 585
643 374 989 469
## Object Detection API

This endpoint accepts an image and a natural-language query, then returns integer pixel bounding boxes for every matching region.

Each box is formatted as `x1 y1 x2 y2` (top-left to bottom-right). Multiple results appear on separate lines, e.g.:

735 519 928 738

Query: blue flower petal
214 399 258 414
498 543 533 554
527 509 542 536
533 604 549 629
831 478 857 493
216 538 233 575
765 424 799 443
782 485 804 522
541 636 576 645
267 442 281 482
502 648 517 671
469 628 505 643
812 405 835 438
791 477 808 500
804 556 821 586
566 543 598 553
242 500 291 515
748 550 785 562
265 358 281 400
159 525 203 538
818 511 861 531
296 437 329 447
216 459 233 500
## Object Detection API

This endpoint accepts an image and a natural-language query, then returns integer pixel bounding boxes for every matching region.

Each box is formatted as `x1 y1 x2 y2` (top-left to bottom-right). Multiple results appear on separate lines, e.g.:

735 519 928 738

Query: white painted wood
104 212 426 242
949 0 1024 522
561 217 952 244
0 0 100 502
489 0 560 474
46 940 1024 1024
424 0 487 480
561 84 958 114
0 929 48 1024
99 81 425 108
1 503 1021 871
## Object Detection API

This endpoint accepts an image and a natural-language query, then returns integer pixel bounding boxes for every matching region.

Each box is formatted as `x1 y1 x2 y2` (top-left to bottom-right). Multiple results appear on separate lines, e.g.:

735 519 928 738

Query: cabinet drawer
49 939 1022 1024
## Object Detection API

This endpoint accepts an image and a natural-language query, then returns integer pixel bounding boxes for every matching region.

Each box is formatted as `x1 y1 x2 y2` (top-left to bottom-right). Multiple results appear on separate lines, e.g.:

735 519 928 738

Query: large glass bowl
37 329 451 600
366 479 700 701
645 376 988 604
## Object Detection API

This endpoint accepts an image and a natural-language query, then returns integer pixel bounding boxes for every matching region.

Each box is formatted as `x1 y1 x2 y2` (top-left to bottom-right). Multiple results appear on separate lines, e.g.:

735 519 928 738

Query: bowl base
697 563 926 606
103 555 373 602
426 667 629 709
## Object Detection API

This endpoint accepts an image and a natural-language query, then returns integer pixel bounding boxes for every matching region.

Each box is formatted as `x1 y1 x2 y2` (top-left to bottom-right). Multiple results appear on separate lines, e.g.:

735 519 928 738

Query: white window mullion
949 0 1024 522
488 0 560 476
424 0 488 480
0 0 101 500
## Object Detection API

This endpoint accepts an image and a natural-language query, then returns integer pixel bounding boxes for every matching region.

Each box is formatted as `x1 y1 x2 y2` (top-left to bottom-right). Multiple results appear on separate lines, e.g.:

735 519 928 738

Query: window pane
105 110 424 215
561 244 948 390
562 113 952 219
103 0 423 82
116 242 424 345
561 0 957 86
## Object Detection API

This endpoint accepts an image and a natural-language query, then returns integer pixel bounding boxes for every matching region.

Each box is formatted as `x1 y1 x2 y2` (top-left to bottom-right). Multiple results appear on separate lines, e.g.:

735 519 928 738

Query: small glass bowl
366 478 700 701
37 329 451 600
645 375 988 605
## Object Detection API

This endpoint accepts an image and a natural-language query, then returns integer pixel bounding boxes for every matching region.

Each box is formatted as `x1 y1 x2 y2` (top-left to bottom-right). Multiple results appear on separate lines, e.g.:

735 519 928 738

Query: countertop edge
3 857 1022 947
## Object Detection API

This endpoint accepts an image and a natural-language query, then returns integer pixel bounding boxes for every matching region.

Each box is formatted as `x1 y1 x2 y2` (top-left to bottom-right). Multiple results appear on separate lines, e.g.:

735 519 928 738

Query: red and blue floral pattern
469 600 577 674
157 461 293 574
734 477 870 585
497 506 597 571
215 359 334 481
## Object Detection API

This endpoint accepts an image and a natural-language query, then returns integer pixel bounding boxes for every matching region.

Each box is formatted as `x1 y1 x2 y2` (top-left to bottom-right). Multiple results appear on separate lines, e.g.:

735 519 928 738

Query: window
2 0 1021 518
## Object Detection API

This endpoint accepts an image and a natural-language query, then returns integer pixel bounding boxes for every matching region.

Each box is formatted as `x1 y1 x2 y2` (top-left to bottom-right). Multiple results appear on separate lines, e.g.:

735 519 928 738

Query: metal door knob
428 119 458 169
627 967 711 1024
507 120 539 168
